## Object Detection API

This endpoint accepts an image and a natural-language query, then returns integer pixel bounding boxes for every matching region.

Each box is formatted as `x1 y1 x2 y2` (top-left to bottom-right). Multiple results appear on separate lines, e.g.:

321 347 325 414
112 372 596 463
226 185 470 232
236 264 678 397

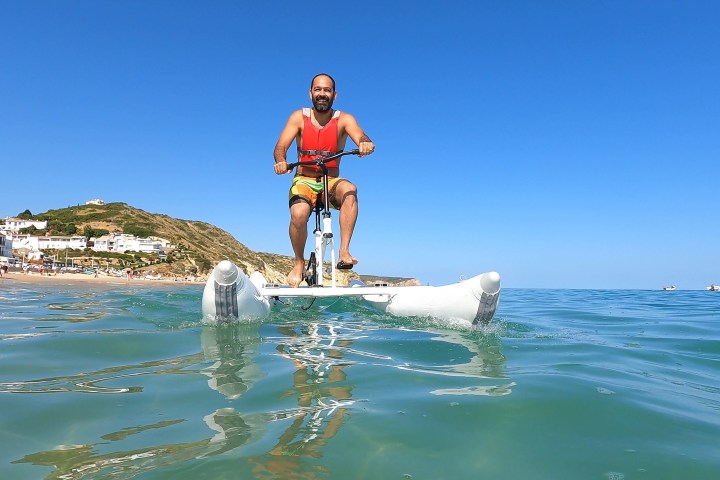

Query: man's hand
358 140 375 157
274 161 290 175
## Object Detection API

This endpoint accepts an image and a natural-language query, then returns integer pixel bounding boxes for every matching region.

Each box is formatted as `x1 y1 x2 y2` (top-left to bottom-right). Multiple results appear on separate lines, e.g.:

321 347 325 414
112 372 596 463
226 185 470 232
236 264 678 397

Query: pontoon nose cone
480 271 501 295
213 260 239 285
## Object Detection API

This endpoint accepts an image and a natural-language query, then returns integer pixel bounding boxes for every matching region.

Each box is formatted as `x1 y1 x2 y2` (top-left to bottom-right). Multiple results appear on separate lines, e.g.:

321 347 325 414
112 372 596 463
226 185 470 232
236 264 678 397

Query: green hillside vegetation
15 202 414 285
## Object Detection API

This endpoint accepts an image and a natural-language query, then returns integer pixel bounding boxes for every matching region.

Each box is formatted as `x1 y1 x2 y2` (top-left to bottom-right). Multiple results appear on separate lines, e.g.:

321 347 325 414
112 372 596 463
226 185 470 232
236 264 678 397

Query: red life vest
297 108 342 174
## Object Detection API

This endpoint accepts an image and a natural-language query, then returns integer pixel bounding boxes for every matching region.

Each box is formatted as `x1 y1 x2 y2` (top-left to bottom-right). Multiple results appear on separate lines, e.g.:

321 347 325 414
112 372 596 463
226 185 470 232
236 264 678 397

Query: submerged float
201 260 501 328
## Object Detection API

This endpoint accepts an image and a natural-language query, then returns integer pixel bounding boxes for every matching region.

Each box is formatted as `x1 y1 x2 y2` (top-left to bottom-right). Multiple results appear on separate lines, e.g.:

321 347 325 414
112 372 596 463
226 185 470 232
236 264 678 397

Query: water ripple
1 353 204 395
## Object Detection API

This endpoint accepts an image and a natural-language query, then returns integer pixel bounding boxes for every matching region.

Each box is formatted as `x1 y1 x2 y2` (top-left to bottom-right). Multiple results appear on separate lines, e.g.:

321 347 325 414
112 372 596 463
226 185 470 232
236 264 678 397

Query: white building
91 234 163 254
4 232 166 256
85 199 106 206
39 235 88 250
12 234 87 251
1 217 48 232
114 235 163 254
150 236 174 249
92 235 115 252
0 231 11 257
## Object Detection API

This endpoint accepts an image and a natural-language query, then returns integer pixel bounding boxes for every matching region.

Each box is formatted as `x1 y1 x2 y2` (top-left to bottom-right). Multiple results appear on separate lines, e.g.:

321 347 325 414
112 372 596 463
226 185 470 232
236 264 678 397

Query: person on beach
273 73 375 287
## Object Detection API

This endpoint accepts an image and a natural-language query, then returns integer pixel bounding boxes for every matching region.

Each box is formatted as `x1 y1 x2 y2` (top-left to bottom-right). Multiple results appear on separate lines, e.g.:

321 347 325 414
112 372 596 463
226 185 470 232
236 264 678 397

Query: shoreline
0 271 204 287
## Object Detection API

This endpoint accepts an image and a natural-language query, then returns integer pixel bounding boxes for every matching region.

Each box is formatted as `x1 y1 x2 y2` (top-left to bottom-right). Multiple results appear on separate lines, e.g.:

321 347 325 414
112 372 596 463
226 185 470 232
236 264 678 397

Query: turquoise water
1 284 719 480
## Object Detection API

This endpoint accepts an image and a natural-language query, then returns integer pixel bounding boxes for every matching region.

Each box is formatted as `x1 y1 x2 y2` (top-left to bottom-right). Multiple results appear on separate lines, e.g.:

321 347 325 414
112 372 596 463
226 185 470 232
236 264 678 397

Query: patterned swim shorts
288 175 347 209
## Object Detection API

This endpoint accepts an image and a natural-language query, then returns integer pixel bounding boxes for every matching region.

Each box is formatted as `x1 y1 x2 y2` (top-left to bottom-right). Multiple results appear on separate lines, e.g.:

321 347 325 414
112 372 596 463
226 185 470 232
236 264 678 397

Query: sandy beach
0 270 204 287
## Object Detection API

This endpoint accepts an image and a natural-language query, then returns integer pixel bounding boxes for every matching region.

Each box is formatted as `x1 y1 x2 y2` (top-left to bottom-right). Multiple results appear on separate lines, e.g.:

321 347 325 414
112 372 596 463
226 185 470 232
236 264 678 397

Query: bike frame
287 149 359 287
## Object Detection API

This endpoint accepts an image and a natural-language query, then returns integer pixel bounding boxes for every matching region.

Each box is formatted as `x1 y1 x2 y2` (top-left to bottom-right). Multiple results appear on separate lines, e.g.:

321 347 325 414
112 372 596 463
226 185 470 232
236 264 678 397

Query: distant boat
707 284 720 292
662 285 677 291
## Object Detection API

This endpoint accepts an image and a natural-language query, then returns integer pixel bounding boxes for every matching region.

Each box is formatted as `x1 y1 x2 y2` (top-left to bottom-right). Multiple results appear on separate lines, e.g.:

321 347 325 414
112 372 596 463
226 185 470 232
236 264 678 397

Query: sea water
1 284 718 479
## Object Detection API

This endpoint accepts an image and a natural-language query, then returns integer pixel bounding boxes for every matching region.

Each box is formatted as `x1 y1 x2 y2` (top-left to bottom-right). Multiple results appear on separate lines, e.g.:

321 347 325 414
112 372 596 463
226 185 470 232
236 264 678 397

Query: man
273 73 375 287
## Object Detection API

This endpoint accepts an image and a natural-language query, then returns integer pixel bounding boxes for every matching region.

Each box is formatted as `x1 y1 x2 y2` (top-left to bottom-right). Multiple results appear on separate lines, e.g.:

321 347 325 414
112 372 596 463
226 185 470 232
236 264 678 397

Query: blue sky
1 1 718 289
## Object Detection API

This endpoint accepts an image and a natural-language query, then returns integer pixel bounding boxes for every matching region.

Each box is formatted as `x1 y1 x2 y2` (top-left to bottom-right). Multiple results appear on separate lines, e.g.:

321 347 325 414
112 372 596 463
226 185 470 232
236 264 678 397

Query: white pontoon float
201 260 500 328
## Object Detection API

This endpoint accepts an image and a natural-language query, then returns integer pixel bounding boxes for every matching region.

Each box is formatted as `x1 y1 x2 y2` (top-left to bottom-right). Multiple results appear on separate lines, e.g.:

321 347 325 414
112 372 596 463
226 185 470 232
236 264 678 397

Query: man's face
310 76 336 112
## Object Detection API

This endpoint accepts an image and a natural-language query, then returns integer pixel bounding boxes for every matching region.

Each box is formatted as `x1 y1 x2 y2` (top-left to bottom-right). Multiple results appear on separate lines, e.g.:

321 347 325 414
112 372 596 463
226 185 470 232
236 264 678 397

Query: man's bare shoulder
288 109 305 120
281 109 304 128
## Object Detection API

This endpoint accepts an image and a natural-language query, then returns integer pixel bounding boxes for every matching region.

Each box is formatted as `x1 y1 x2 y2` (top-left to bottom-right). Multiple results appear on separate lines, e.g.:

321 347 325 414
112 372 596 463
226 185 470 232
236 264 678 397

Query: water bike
202 150 501 328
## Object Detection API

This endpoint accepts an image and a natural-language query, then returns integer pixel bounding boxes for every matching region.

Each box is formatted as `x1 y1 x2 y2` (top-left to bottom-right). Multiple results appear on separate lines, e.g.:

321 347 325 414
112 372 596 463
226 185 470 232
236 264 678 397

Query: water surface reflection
11 315 509 479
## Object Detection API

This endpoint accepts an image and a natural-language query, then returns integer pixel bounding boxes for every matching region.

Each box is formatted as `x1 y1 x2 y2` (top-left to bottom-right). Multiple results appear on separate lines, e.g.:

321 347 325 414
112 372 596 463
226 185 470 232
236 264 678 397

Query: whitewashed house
114 235 162 254
0 231 11 257
38 235 88 250
1 217 48 232
150 236 174 249
92 235 115 252
90 234 163 254
13 234 87 251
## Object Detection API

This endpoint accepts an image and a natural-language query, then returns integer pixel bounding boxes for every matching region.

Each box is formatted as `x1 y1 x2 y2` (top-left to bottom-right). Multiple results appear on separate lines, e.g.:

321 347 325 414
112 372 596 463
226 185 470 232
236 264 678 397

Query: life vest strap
297 148 342 157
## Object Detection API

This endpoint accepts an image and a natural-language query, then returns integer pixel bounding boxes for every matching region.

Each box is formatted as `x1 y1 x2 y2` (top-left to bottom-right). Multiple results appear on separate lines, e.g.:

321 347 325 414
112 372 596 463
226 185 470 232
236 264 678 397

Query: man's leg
334 180 359 266
288 202 311 287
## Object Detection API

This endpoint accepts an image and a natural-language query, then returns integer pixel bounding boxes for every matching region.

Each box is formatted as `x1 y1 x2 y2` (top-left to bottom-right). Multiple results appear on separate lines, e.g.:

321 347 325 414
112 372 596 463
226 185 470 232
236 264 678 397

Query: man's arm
340 113 375 157
273 111 303 175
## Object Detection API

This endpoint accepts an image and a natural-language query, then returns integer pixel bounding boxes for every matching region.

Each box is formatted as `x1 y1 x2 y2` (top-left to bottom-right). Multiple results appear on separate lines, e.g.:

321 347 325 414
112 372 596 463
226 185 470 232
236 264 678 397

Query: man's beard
312 95 333 112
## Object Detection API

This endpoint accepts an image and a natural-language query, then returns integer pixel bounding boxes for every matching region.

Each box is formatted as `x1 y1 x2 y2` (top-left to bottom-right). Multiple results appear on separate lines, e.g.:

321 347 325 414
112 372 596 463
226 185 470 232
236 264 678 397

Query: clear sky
1 1 718 289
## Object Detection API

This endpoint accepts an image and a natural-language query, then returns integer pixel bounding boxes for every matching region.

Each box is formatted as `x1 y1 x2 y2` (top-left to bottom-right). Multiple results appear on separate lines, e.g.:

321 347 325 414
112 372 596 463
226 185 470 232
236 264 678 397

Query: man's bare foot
336 253 358 270
338 251 359 266
287 259 305 288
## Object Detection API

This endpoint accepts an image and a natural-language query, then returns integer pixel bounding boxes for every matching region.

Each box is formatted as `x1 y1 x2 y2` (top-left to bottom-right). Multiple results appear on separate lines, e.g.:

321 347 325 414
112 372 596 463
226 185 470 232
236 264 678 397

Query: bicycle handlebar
286 149 360 170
